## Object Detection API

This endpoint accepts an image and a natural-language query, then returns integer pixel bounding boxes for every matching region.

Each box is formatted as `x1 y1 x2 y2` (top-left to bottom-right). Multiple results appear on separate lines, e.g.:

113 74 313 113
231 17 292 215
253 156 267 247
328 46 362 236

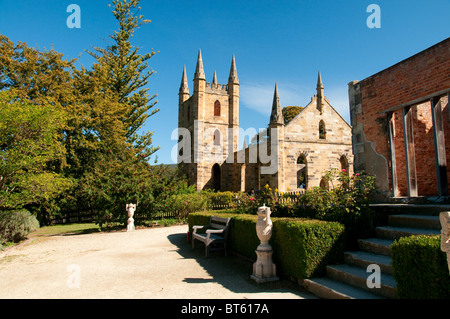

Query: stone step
388 214 441 230
375 226 441 240
371 203 450 215
358 238 394 256
344 251 393 275
326 264 397 299
303 277 383 299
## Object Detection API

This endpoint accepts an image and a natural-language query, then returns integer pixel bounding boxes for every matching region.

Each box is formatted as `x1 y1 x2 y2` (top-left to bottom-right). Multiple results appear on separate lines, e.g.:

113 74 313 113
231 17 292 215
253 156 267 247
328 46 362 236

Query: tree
0 35 76 107
0 0 165 226
0 91 72 213
282 106 304 124
87 0 159 160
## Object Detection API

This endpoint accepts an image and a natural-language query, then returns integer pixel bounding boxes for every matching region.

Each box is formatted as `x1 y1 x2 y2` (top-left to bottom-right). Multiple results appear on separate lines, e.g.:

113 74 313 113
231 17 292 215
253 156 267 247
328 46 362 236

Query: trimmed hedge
391 235 450 299
272 218 346 279
188 210 346 280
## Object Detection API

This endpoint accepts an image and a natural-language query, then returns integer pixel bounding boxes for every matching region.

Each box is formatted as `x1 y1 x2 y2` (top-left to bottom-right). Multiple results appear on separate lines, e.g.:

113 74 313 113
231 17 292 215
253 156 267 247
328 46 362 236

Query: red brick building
349 37 450 200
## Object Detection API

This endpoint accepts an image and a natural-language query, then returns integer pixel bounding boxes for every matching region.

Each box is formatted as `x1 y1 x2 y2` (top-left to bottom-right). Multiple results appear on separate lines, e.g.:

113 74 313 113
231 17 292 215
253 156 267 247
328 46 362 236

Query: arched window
319 178 329 190
214 100 221 116
319 120 326 139
340 155 349 173
340 155 349 188
297 154 307 189
213 129 221 146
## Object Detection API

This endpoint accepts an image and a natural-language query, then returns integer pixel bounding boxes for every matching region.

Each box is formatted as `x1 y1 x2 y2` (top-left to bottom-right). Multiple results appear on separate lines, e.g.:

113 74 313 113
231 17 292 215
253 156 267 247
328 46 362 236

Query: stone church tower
178 51 353 192
178 50 240 190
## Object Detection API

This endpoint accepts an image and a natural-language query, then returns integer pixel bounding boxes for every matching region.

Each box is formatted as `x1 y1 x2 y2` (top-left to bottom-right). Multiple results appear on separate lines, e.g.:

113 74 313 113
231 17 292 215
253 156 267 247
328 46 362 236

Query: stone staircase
303 207 443 299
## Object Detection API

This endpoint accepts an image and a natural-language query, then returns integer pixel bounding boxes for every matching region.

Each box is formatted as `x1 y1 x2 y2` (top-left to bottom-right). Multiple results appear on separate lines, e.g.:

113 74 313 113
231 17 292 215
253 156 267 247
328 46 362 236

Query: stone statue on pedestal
251 204 279 283
126 203 136 232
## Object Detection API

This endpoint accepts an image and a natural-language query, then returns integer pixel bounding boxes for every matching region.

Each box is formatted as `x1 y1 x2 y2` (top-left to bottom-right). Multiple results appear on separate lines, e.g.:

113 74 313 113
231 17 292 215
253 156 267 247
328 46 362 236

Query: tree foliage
0 91 72 210
0 0 182 226
87 0 159 159
282 106 304 124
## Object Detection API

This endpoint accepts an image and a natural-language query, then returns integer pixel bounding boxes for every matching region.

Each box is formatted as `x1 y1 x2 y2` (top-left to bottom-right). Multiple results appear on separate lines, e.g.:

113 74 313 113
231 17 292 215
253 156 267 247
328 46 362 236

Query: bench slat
210 223 227 230
210 216 229 223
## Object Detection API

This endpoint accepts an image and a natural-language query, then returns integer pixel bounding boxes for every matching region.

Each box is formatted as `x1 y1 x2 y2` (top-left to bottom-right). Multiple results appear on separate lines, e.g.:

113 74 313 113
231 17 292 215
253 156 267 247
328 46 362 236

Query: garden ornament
126 203 136 232
251 204 278 283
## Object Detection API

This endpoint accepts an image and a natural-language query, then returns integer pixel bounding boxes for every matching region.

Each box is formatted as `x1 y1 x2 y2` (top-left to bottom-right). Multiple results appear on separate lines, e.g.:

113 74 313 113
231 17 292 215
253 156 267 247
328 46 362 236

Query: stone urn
126 203 136 232
251 204 278 283
255 204 273 250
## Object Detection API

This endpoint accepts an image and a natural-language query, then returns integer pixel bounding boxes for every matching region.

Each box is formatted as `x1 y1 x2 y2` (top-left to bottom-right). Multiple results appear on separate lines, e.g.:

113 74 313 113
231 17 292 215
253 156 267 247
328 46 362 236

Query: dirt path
0 225 316 299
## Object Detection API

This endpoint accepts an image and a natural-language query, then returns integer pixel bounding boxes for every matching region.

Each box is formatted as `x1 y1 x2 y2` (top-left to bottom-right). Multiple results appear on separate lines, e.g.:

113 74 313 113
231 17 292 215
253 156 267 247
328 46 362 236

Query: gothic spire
194 49 205 80
179 65 189 94
228 54 239 83
270 83 284 125
317 70 324 97
212 70 217 86
316 70 324 114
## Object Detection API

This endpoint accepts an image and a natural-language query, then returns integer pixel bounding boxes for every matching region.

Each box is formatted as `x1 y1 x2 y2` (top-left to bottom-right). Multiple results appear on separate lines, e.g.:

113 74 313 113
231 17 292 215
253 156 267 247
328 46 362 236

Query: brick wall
350 37 450 197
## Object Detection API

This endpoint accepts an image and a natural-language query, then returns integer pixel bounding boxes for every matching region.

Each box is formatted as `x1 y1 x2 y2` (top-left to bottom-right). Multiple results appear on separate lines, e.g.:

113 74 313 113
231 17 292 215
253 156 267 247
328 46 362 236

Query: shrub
188 211 346 280
171 192 209 220
0 210 40 244
391 235 450 299
295 169 376 249
204 191 237 209
272 218 346 278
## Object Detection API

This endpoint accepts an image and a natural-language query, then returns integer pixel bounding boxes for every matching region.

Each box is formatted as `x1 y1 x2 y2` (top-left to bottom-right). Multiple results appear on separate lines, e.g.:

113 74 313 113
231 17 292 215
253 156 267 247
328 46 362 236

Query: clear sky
1 0 449 164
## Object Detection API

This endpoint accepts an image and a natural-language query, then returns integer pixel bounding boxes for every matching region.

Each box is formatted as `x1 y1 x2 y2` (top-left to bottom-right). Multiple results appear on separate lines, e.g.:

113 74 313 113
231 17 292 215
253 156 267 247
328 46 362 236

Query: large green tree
87 0 159 159
0 0 185 226
0 91 72 211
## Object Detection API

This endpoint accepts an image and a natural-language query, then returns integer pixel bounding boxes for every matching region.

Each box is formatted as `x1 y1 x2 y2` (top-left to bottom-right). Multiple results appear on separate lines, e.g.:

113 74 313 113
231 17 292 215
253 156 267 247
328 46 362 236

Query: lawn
31 223 102 237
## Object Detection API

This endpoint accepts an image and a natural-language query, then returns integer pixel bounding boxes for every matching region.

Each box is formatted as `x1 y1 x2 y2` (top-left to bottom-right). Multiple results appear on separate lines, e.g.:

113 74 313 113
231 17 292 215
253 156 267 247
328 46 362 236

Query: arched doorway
212 164 221 191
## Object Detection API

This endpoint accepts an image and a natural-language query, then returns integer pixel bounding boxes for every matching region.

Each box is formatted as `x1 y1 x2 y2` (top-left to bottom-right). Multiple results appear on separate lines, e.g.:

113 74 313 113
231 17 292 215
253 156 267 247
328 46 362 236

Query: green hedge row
188 210 346 280
391 235 450 299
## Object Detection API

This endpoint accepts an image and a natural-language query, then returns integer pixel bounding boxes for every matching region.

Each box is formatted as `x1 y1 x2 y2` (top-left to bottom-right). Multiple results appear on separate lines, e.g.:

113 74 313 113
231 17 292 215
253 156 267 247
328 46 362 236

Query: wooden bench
191 216 231 257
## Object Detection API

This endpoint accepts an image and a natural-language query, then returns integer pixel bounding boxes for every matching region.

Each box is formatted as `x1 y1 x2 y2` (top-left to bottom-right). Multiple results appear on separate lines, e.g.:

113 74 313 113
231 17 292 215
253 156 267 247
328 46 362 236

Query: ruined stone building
177 50 353 192
349 37 450 200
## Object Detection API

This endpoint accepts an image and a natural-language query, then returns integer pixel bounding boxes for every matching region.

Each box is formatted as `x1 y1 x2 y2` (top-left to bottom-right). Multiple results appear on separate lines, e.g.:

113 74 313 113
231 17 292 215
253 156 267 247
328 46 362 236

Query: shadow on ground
167 232 315 298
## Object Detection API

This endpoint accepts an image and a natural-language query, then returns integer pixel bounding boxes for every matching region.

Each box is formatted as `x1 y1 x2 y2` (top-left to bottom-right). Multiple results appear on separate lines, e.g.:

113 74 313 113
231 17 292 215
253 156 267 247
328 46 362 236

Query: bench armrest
206 229 224 234
192 225 208 234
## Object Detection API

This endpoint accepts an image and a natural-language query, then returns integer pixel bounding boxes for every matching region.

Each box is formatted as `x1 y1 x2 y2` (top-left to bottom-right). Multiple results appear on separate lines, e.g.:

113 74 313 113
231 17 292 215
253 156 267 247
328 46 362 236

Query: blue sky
1 0 449 164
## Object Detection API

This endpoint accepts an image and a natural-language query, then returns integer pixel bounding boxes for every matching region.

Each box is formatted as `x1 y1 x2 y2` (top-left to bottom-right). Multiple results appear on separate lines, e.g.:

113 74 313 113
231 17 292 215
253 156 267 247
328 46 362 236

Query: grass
31 218 186 237
31 223 101 237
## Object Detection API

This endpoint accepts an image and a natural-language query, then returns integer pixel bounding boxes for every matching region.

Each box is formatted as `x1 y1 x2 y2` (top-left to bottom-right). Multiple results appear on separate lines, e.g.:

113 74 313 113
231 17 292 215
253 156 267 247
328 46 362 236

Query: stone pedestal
251 204 279 283
251 249 278 283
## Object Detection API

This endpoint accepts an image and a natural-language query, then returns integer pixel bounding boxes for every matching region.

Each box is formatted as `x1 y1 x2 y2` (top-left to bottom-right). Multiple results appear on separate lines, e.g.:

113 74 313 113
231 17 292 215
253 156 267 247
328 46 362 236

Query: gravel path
0 225 316 299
